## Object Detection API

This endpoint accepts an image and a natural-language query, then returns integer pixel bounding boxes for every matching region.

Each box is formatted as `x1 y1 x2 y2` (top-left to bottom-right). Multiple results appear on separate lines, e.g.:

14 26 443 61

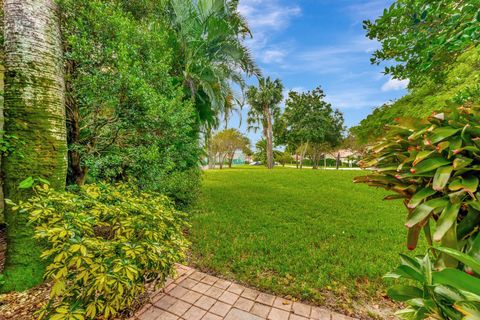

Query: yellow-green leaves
17 183 189 319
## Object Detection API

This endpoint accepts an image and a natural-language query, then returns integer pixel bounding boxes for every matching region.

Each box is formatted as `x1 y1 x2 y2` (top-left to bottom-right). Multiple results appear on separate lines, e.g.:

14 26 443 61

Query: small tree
276 87 344 169
247 77 284 169
211 129 250 169
275 151 292 167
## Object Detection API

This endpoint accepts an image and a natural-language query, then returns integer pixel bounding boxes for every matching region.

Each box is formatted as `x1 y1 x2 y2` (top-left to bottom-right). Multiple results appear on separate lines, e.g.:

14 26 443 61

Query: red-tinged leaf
412 150 435 166
405 198 448 228
411 157 451 175
433 166 453 191
407 187 437 209
434 203 460 242
407 225 421 250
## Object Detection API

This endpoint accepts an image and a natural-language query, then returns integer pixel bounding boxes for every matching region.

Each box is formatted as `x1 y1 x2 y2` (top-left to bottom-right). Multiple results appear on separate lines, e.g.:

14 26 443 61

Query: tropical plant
355 102 480 319
6 183 189 319
247 77 284 169
386 246 480 320
365 0 480 86
355 104 480 254
169 0 260 127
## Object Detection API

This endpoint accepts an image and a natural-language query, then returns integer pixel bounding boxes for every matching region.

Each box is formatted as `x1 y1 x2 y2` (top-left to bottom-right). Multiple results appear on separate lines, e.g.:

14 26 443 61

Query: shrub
355 103 480 319
8 183 189 319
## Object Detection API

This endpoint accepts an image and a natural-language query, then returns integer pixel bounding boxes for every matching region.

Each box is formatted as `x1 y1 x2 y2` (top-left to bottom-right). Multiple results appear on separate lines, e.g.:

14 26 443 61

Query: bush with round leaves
8 183 189 319
355 103 480 319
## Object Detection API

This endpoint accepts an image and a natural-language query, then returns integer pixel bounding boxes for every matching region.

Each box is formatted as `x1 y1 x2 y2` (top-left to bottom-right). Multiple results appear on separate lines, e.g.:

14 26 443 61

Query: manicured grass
190 166 422 316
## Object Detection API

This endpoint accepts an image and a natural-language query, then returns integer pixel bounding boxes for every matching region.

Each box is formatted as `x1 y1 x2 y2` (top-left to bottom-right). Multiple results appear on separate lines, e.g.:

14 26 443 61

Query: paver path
133 265 356 320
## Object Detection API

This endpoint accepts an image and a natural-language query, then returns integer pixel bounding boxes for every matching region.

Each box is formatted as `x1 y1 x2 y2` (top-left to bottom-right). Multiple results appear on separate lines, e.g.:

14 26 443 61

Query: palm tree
2 0 67 288
169 0 260 128
246 77 284 169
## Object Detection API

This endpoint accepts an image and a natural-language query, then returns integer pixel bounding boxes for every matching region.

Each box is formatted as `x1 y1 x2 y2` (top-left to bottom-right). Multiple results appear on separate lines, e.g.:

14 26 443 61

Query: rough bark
2 0 66 290
0 0 5 225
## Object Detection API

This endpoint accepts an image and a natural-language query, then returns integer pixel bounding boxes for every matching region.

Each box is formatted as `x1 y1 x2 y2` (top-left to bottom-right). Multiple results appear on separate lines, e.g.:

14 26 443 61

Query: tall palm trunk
2 0 66 290
265 107 274 169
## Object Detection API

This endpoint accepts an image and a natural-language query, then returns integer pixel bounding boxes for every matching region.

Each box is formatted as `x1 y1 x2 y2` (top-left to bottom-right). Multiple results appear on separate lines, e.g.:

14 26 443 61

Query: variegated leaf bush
355 102 480 319
8 183 189 320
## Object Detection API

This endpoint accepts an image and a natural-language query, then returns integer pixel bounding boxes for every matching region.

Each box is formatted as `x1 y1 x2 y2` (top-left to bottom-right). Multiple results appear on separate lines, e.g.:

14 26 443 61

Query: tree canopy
276 87 344 151
365 0 480 86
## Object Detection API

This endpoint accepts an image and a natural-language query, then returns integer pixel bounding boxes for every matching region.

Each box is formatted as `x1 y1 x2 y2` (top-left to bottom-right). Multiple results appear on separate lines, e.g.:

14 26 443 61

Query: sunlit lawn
189 166 420 316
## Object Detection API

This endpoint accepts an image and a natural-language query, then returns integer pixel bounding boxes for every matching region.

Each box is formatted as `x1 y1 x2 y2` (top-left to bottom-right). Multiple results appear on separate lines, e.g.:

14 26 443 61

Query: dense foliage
8 183 188 319
365 0 480 86
351 47 480 146
275 87 344 168
168 0 260 127
355 103 480 319
58 0 202 207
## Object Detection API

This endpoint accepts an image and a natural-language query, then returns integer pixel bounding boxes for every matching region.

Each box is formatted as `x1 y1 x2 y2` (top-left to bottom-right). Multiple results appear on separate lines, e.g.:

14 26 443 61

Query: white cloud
261 49 287 64
381 78 410 92
239 0 301 65
238 0 301 31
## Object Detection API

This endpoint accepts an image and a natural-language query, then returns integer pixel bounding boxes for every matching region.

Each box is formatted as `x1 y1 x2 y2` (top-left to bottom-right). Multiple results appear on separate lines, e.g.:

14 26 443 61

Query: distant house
325 149 362 167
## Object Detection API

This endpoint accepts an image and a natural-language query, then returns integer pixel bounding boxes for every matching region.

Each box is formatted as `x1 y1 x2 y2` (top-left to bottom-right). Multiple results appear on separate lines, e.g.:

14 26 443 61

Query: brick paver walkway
133 265 356 320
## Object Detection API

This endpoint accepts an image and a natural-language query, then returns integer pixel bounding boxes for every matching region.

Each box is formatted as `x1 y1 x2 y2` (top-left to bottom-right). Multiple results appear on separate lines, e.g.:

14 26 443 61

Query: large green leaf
387 285 424 302
406 198 449 228
411 157 451 175
434 203 461 242
453 156 474 170
433 269 480 296
413 150 435 166
449 176 479 193
435 247 480 274
430 127 462 144
408 187 437 208
433 166 453 191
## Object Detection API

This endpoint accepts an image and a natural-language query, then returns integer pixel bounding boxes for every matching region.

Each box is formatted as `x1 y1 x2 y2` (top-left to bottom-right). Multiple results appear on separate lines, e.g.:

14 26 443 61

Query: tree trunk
2 0 67 290
0 0 4 226
336 152 340 170
265 107 274 169
228 151 234 168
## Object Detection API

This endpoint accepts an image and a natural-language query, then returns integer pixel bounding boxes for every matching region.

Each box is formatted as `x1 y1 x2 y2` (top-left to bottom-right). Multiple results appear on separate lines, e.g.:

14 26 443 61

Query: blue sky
227 0 409 144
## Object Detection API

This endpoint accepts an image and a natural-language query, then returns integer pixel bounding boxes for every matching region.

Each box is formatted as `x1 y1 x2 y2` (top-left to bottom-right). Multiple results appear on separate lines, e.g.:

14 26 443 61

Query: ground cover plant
7 182 188 319
189 166 416 317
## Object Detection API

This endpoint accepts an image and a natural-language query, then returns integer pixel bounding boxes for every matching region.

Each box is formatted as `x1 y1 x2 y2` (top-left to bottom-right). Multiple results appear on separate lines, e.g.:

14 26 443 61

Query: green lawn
189 166 420 317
